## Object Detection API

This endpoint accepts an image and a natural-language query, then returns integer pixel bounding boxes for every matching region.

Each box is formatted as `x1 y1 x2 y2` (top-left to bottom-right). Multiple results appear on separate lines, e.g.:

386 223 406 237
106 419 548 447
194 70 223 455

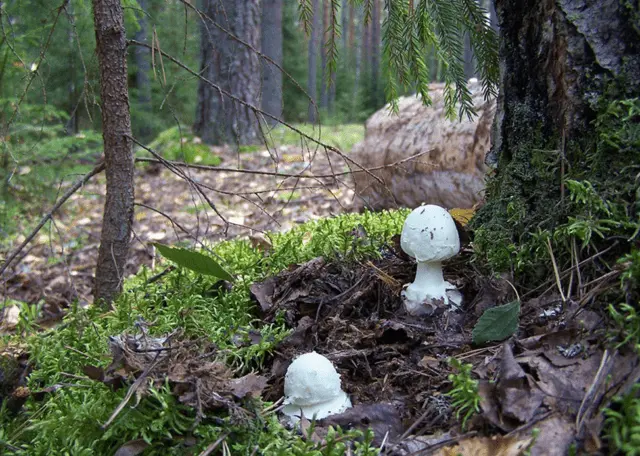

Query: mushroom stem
403 261 448 315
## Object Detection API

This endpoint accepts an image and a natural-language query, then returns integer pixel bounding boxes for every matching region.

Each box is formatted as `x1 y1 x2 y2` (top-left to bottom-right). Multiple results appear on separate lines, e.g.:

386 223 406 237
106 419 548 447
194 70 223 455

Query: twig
576 349 611 433
126 39 383 185
0 162 105 277
522 241 618 299
101 350 162 429
546 238 566 304
135 148 432 180
198 432 230 456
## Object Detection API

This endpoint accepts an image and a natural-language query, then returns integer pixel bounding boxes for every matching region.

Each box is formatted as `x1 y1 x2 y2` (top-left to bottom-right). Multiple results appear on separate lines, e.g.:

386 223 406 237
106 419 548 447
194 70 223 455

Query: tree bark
307 0 321 122
475 0 640 273
320 0 330 111
194 0 262 145
134 0 152 141
261 0 283 127
371 0 381 106
92 0 134 307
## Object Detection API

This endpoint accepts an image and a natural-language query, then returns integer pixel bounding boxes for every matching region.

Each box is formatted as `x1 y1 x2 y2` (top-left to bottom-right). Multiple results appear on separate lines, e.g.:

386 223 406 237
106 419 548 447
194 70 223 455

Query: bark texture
261 0 283 126
92 0 134 306
474 0 640 272
307 0 321 122
194 0 262 145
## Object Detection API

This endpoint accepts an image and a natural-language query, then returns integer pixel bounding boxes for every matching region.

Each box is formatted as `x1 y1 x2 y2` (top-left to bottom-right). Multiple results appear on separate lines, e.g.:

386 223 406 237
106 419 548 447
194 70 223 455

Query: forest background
0 0 495 246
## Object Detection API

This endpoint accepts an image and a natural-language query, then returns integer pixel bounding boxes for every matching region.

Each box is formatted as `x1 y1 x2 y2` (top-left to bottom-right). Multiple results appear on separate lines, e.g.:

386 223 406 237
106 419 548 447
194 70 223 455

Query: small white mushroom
282 351 352 424
400 204 462 315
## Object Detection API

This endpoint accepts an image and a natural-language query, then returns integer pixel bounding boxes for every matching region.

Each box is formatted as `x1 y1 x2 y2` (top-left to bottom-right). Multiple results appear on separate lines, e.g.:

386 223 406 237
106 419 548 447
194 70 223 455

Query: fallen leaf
434 434 533 456
228 373 268 399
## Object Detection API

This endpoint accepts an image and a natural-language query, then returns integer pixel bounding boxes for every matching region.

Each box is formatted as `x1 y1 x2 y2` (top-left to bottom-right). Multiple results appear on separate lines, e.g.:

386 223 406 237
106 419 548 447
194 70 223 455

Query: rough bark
475 0 640 273
92 0 134 306
194 0 262 145
307 0 321 122
133 0 152 141
261 0 283 127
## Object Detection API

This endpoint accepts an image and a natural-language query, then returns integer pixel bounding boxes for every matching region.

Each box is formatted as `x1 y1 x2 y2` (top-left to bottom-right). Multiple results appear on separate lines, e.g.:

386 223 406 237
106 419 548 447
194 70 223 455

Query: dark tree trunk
352 3 362 118
307 0 321 122
362 13 371 76
134 0 152 141
261 0 283 127
92 0 134 307
66 7 78 135
194 0 262 145
341 0 348 51
371 0 380 105
475 0 640 276
320 0 330 111
463 34 476 79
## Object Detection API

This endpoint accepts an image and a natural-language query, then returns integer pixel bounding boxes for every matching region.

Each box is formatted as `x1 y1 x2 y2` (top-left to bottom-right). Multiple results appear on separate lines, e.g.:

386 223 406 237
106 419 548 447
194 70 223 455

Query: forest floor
0 143 358 329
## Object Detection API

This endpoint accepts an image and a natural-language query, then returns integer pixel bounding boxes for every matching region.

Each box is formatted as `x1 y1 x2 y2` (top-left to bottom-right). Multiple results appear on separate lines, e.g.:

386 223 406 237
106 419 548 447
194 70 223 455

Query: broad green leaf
152 243 234 282
472 300 521 345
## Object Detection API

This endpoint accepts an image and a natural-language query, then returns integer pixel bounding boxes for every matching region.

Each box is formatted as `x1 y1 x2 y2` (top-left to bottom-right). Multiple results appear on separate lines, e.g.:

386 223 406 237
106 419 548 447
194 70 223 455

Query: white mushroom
400 204 462 315
282 351 352 424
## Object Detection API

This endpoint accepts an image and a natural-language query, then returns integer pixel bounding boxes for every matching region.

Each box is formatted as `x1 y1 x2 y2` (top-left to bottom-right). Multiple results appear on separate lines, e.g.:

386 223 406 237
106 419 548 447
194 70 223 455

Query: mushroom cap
400 204 460 262
283 352 345 407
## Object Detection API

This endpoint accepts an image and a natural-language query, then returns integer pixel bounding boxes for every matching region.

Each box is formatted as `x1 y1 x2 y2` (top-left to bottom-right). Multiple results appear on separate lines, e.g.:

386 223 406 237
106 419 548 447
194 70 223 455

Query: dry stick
576 349 611 433
126 40 384 186
101 353 162 429
0 162 105 277
135 147 433 180
198 433 230 456
546 238 567 304
521 241 619 299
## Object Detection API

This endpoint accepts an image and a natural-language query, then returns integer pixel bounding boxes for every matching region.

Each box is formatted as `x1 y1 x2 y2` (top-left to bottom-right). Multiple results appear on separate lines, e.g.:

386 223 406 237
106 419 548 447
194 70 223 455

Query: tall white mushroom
400 204 462 315
282 351 352 424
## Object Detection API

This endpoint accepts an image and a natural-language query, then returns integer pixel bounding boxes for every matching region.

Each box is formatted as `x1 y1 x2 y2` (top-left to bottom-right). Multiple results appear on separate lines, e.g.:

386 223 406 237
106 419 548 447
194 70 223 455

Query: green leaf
472 300 521 345
152 243 234 282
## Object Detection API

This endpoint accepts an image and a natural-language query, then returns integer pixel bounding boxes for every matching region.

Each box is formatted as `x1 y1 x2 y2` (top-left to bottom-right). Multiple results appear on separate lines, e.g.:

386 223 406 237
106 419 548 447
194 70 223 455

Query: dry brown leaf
434 435 533 456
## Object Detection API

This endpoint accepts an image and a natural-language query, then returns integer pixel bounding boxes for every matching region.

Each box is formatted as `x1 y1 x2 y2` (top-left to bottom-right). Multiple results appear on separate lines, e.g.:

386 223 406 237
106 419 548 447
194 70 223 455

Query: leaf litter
246 232 638 455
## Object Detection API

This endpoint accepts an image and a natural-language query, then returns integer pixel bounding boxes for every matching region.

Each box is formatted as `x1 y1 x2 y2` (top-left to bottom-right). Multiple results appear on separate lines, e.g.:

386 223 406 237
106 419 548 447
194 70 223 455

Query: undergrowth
0 209 407 455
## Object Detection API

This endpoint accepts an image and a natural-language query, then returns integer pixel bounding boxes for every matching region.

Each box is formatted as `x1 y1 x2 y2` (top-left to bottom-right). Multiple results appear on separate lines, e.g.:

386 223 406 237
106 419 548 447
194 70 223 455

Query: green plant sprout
604 384 640 455
446 357 480 430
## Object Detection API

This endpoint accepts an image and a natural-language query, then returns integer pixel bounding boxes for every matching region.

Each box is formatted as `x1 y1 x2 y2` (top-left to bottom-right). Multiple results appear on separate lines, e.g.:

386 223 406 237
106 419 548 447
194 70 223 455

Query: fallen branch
0 162 105 277
135 148 433 180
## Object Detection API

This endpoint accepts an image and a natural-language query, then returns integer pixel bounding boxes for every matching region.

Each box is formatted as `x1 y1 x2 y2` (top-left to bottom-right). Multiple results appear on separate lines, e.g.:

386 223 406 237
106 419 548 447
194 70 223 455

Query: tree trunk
194 0 262 145
307 0 320 122
463 34 476 79
341 0 348 51
352 3 362 119
475 0 640 273
371 0 380 106
320 0 330 111
261 0 283 127
134 0 152 141
362 13 371 77
92 0 134 307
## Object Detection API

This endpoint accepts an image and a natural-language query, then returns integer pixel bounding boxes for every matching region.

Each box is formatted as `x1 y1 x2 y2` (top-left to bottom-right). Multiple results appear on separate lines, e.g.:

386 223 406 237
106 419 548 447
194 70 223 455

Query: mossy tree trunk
474 0 640 275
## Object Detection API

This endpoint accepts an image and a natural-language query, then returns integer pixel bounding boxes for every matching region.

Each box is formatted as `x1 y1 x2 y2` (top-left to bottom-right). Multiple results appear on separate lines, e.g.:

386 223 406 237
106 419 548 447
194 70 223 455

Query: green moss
0 209 405 455
472 96 640 285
